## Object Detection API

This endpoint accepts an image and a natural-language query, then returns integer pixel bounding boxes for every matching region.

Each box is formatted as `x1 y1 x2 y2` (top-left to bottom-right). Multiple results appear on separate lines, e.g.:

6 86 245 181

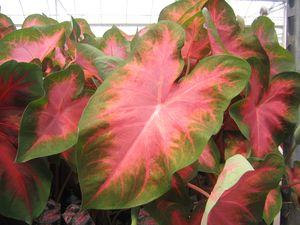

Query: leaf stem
56 170 73 203
285 145 297 163
187 183 210 198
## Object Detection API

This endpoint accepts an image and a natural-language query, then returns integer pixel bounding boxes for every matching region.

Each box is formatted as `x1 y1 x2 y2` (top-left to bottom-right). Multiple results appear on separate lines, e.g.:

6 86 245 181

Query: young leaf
252 16 296 77
77 21 251 209
75 18 95 38
201 154 254 225
17 65 90 162
0 139 52 224
224 133 251 160
0 13 16 40
230 72 300 158
203 153 284 225
0 24 65 64
99 26 130 58
22 14 58 28
263 188 282 225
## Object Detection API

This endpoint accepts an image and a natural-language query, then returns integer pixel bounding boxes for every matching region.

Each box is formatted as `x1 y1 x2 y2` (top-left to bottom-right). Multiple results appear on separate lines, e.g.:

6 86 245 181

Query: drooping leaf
0 139 52 224
17 65 90 162
204 153 284 225
99 25 130 58
201 154 254 225
230 72 300 158
263 187 282 225
203 0 266 60
0 13 16 40
0 60 44 143
77 21 251 209
0 24 65 64
252 16 296 77
22 14 58 28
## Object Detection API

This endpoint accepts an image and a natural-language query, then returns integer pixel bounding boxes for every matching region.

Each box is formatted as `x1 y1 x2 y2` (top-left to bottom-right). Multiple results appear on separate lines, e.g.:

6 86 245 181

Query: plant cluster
0 0 300 224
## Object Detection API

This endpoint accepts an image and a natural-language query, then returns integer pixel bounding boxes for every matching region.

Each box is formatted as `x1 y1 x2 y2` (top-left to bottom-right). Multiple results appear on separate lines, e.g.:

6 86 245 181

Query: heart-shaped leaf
17 65 90 162
77 21 250 209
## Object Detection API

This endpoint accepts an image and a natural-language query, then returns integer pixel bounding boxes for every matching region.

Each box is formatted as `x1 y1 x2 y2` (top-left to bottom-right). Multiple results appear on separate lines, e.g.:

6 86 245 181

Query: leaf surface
231 72 300 158
22 14 58 28
252 16 296 77
77 21 251 209
0 139 52 224
0 24 65 64
263 187 282 225
99 26 130 58
0 13 16 40
201 154 254 225
17 65 90 162
204 154 284 225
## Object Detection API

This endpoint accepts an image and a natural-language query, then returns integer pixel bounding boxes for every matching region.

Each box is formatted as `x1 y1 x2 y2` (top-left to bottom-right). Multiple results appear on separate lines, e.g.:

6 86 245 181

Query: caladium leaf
198 139 220 174
224 132 251 160
74 43 122 81
263 187 282 225
77 21 251 209
17 65 90 162
230 72 300 158
203 0 266 60
204 153 284 225
99 25 130 58
75 18 95 38
0 139 52 224
181 12 210 68
287 161 300 197
22 14 58 28
201 154 254 225
0 24 65 64
0 60 44 143
70 17 82 42
252 16 296 77
0 13 16 40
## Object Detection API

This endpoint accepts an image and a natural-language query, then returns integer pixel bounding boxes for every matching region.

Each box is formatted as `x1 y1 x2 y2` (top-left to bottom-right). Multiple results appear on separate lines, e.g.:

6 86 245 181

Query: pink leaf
17 65 90 162
77 21 250 209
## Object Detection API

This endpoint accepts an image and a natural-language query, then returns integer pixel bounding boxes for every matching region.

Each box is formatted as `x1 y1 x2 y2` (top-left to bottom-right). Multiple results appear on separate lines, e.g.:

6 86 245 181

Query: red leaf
204 0 265 60
77 21 250 209
263 188 282 225
206 154 284 225
231 71 300 158
22 14 58 28
17 65 90 162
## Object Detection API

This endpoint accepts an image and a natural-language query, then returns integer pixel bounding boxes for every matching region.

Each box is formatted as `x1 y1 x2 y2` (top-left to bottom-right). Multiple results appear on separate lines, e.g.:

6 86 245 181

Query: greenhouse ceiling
0 0 286 43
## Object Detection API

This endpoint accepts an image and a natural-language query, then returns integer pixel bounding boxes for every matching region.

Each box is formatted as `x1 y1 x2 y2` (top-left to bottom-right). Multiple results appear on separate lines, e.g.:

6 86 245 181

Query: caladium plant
0 0 299 225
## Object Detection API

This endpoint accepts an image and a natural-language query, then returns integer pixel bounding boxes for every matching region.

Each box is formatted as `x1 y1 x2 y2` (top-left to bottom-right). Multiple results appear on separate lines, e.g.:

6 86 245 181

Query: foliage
0 0 300 224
